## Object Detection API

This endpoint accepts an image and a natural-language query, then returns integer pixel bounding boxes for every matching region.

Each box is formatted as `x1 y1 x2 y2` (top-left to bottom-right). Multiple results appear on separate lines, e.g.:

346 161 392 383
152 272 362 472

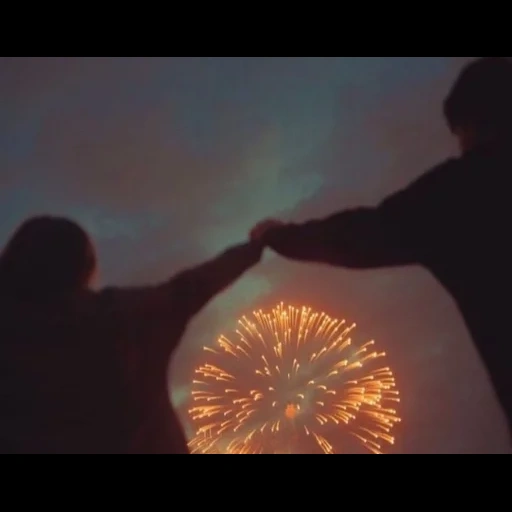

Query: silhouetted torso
0 242 261 454
0 292 188 454
264 146 512 431
410 148 512 424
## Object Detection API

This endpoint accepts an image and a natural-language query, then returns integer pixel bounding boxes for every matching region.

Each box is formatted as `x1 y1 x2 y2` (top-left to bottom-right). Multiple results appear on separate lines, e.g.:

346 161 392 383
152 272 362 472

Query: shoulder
418 150 502 189
409 157 463 193
380 157 462 211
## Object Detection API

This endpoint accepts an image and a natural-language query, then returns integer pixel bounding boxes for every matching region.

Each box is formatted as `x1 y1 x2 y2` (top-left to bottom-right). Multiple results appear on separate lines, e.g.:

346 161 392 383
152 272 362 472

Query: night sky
1 57 509 453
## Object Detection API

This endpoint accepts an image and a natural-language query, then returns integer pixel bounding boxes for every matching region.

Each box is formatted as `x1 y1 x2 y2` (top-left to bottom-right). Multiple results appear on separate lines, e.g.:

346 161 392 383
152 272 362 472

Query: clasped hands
249 219 284 244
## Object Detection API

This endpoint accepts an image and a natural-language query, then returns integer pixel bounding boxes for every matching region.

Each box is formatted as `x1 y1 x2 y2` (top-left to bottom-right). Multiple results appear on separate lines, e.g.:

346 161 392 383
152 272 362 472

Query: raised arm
101 240 264 357
171 240 264 317
255 160 457 269
258 208 415 268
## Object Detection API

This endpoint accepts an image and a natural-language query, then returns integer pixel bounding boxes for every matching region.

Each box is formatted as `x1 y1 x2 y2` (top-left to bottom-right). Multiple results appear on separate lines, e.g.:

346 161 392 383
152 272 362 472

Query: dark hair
0 216 97 300
444 57 512 135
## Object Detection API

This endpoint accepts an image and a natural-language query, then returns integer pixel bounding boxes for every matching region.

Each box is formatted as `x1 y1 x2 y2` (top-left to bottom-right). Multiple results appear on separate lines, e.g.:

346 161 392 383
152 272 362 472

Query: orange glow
188 303 401 454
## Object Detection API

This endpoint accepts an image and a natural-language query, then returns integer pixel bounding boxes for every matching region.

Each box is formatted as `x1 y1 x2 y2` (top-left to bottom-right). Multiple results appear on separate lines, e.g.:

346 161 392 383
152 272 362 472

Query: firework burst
188 303 401 454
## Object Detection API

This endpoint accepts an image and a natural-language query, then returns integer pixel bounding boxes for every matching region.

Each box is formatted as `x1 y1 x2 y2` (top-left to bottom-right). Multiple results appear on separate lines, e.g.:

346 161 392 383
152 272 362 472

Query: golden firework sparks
188 303 401 454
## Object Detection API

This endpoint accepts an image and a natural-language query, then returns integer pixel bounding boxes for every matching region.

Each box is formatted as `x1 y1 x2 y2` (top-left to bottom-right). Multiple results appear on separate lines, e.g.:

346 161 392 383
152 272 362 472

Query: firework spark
188 303 401 454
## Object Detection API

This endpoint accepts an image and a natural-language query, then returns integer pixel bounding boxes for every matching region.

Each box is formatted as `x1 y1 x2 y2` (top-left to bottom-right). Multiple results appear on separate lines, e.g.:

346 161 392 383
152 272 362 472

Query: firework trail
188 303 401 454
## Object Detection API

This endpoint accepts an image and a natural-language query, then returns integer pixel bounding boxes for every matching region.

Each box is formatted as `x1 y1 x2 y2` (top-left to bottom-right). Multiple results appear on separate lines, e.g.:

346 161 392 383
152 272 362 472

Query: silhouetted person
0 216 262 453
251 57 512 436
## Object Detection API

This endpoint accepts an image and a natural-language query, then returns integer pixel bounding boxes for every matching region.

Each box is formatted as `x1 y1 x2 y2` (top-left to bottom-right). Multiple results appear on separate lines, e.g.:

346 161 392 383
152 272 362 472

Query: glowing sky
1 57 509 453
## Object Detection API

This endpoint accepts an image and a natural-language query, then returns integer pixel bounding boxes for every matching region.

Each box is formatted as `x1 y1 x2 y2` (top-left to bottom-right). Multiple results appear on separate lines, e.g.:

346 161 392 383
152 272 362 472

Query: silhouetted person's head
444 57 512 153
0 216 97 301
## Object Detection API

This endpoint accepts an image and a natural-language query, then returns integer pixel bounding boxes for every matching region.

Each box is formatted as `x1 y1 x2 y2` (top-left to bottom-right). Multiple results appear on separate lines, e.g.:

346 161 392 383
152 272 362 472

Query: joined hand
250 219 285 242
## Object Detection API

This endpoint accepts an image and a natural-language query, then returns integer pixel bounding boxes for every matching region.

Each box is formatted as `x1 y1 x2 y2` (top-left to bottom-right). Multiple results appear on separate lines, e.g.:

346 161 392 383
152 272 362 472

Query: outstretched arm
254 160 455 269
102 241 263 359
99 242 263 364
259 208 416 268
171 241 264 317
